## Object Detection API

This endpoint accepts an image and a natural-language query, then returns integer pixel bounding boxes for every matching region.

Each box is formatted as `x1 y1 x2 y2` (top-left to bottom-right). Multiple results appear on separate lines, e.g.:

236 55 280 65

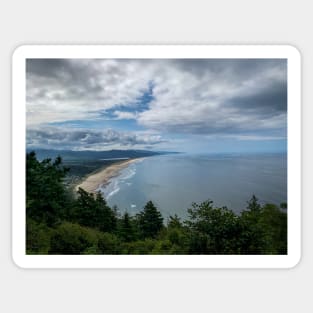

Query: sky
26 58 287 153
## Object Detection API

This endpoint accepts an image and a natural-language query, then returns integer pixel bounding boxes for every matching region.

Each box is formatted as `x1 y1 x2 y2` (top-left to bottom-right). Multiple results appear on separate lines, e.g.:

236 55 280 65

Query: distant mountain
27 148 178 161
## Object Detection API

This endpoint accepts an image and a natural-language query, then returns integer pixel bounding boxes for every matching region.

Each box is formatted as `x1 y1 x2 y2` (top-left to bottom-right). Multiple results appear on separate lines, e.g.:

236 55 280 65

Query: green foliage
138 201 164 239
239 197 287 254
151 239 173 254
49 222 98 255
117 212 137 242
239 198 266 254
123 239 157 254
26 151 69 225
259 203 287 254
162 215 189 253
97 233 121 254
71 188 117 232
26 152 287 255
26 218 52 254
186 200 241 254
246 194 261 212
167 214 184 229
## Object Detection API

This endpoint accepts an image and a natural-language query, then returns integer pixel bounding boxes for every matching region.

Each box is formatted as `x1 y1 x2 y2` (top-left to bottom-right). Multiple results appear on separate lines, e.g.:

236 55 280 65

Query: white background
0 0 310 312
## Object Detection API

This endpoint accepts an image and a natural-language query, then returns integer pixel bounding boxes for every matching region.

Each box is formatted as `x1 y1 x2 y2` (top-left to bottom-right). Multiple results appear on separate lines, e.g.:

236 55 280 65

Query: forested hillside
26 152 287 255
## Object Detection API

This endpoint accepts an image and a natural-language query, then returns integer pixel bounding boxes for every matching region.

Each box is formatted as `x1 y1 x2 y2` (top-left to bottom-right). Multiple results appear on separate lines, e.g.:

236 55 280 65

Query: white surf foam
98 162 138 200
120 165 136 181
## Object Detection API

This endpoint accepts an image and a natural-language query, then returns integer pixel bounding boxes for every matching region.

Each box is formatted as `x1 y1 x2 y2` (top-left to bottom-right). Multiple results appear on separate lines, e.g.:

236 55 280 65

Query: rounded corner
285 252 302 269
12 45 29 61
11 251 28 270
284 44 302 60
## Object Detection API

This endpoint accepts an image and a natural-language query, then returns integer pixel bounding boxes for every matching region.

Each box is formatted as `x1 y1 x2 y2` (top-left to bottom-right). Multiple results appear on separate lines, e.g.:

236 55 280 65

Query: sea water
98 153 287 218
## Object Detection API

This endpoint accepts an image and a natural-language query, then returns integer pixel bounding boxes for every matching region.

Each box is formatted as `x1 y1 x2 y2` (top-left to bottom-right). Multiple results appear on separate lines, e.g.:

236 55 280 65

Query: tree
240 195 265 254
94 192 117 232
246 194 261 212
138 201 163 238
259 203 287 254
97 233 121 254
26 151 69 225
49 222 96 255
118 212 136 242
72 188 117 232
185 200 241 254
26 218 52 254
163 215 189 253
167 214 183 228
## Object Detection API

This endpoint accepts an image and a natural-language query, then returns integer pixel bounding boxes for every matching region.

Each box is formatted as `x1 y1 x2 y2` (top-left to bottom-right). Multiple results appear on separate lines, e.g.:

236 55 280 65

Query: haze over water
99 153 287 218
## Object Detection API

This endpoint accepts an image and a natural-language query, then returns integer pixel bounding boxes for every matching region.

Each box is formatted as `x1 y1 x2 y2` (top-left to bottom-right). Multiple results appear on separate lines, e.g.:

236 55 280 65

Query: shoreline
75 158 144 194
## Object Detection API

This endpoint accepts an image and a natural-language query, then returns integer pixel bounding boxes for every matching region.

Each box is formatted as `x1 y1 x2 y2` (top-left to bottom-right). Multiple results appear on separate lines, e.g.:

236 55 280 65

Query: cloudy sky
26 58 287 153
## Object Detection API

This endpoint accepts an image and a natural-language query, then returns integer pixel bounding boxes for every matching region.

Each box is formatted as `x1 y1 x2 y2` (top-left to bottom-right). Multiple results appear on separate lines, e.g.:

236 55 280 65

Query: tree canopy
138 201 164 239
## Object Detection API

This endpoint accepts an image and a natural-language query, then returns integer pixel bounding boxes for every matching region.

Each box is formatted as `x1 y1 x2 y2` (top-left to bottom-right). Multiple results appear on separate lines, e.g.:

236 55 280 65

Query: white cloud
27 59 287 139
27 126 165 150
113 111 137 120
26 59 153 126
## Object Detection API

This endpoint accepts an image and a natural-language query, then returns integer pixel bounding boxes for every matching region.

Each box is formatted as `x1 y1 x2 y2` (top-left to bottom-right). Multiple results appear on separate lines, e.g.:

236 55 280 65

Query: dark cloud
225 80 287 116
171 58 286 80
27 59 70 78
27 127 165 150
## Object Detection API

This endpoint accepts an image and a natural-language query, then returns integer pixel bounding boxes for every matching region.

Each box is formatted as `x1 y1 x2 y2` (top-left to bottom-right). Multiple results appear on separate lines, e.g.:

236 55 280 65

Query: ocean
98 153 287 218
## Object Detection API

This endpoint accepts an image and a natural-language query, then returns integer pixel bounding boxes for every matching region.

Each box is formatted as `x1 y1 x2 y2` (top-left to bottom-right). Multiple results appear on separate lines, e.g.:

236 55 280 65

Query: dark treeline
26 152 287 255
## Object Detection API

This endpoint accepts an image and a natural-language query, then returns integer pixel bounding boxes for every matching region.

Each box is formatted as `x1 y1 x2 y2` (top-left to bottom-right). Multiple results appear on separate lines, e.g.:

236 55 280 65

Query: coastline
75 158 143 194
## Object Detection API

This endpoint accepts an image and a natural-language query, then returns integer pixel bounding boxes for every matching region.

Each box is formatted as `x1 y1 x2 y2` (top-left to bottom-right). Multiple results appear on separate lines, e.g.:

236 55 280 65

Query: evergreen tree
185 200 241 254
258 203 287 254
167 214 182 228
165 214 189 253
240 195 265 254
94 192 117 232
246 194 261 212
72 188 117 232
138 201 163 238
26 151 69 225
118 212 135 242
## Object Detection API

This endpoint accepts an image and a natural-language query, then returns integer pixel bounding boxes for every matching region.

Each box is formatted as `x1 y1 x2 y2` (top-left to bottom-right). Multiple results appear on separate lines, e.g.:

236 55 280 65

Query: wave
98 163 138 200
98 179 120 200
120 165 136 181
134 158 145 163
106 185 120 199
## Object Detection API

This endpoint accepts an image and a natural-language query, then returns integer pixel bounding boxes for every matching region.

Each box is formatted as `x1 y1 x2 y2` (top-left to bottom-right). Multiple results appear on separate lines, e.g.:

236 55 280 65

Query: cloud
26 126 165 150
136 59 287 136
26 58 287 146
26 59 153 125
112 110 137 120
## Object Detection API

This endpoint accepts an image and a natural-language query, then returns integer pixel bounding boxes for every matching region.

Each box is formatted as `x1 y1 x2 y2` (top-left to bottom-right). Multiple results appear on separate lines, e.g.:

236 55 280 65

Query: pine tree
73 188 116 232
246 195 261 212
26 151 69 225
138 201 163 238
118 212 135 242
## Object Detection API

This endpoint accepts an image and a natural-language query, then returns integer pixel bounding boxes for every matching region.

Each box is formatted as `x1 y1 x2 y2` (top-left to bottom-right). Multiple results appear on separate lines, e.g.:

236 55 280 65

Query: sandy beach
75 158 143 194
